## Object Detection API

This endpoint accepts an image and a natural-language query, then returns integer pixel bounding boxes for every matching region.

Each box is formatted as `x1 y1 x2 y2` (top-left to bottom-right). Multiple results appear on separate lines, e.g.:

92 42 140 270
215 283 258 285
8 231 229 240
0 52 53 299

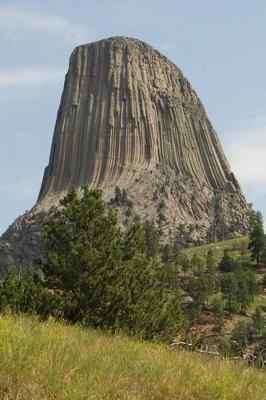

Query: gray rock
0 37 249 272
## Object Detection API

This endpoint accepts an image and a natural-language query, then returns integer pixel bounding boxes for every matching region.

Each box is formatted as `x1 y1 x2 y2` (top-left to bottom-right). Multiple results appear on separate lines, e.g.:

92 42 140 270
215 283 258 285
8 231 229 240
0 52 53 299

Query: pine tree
162 243 173 265
181 254 191 272
211 296 225 332
205 250 217 304
114 186 123 204
143 220 159 258
43 188 122 324
239 238 250 267
187 275 208 322
172 243 182 270
248 212 265 268
221 273 239 313
41 188 186 340
235 266 258 313
0 269 59 316
219 249 236 273
251 307 265 335
191 254 205 273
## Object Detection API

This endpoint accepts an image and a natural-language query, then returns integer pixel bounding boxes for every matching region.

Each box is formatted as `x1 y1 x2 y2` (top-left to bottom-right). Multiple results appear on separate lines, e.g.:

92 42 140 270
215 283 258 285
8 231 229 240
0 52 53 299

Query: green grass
185 236 249 259
185 236 266 309
0 314 265 399
249 294 266 312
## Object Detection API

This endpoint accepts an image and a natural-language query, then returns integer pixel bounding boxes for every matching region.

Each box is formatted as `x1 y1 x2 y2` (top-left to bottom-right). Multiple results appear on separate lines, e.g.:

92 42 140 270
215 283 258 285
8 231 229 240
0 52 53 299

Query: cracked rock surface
0 37 249 272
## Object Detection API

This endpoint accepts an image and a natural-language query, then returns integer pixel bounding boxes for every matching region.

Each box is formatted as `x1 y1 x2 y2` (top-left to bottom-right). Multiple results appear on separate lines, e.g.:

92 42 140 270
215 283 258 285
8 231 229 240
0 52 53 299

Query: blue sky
0 0 265 234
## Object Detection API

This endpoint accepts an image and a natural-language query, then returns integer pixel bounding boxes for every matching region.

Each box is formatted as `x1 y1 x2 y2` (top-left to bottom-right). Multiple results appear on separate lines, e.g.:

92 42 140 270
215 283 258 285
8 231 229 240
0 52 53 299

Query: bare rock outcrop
0 37 249 272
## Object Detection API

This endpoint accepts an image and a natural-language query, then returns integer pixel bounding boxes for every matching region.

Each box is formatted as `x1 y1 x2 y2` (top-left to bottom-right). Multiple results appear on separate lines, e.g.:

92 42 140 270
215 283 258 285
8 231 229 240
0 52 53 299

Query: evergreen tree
251 307 265 335
235 266 258 313
0 269 22 311
0 269 60 316
172 243 182 268
162 243 173 265
248 203 257 231
177 224 189 248
114 186 123 204
248 211 265 268
41 188 186 340
239 238 250 267
211 295 225 332
219 249 236 273
143 220 159 258
122 188 128 203
220 264 258 314
221 273 239 313
181 254 191 272
191 254 205 273
262 245 266 266
187 275 207 322
43 188 122 322
122 216 146 261
205 250 217 304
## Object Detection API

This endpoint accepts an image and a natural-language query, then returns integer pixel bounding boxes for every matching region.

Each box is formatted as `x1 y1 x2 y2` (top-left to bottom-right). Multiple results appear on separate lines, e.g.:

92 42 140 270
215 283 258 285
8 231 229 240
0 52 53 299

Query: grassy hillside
185 236 249 259
184 235 266 331
0 314 265 400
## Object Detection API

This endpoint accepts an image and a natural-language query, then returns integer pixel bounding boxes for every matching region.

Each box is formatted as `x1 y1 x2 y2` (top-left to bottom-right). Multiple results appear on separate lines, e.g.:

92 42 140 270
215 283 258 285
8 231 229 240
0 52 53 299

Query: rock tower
0 37 249 271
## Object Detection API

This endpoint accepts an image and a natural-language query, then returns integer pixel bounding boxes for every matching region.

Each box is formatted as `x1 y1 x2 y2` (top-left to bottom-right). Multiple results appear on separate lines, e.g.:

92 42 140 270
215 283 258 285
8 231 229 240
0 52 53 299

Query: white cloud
223 118 266 187
222 117 266 223
0 4 89 42
0 66 65 86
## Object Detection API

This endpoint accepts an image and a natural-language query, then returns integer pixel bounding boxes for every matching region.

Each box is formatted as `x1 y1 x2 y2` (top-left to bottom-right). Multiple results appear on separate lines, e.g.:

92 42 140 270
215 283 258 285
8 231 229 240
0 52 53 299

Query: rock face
0 37 249 272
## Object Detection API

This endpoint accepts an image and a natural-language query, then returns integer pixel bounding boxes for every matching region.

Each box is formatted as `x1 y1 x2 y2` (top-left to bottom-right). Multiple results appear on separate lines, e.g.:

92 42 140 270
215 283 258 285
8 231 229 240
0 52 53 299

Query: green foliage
230 309 266 364
176 224 193 248
161 242 183 273
220 260 258 313
43 188 121 298
234 266 258 312
181 254 190 272
220 273 239 313
251 307 266 336
231 320 252 351
41 188 186 341
183 250 219 322
239 238 250 267
0 269 60 316
186 275 208 323
184 236 249 260
248 211 266 268
205 250 218 303
144 220 159 258
172 243 183 267
111 186 133 209
219 249 236 273
190 253 205 273
211 295 225 332
161 243 172 265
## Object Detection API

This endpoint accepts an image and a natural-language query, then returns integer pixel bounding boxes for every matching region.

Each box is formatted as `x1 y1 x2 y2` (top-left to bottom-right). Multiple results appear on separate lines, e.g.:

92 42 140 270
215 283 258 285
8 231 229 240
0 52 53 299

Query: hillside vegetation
0 190 265 366
0 314 265 400
185 236 249 259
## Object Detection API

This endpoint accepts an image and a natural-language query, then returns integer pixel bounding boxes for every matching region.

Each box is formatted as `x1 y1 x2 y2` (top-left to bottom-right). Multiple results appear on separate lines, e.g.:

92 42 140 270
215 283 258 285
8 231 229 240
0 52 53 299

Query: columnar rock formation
0 37 249 271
